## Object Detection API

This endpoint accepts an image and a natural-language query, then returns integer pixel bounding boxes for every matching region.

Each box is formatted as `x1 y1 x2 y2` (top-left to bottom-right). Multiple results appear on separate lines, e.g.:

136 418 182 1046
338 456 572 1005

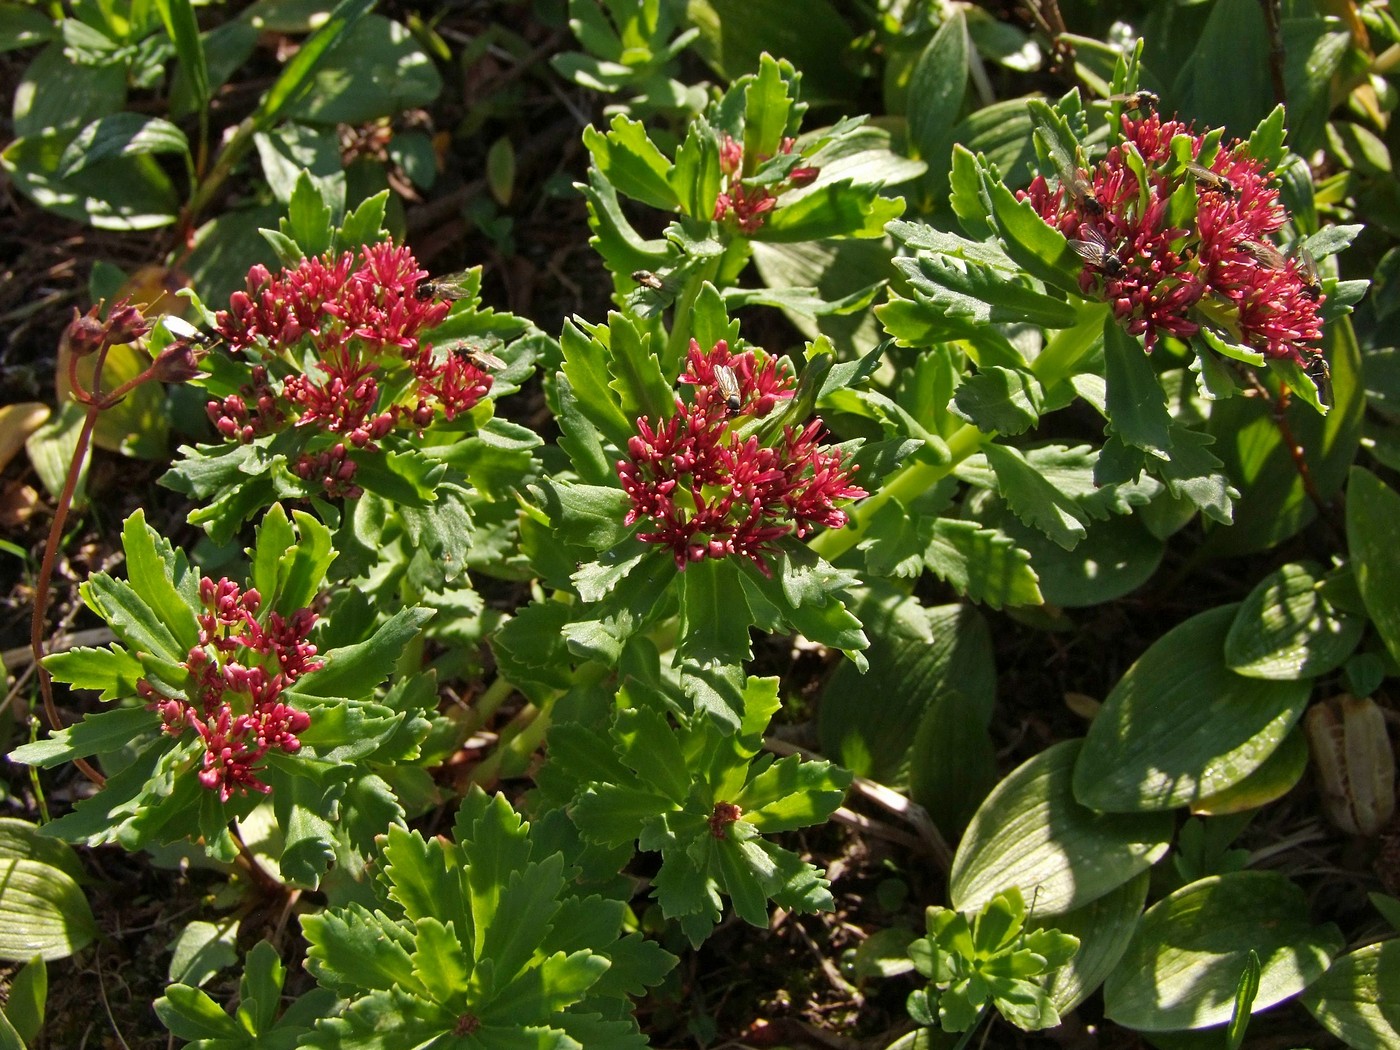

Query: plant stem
664 255 722 367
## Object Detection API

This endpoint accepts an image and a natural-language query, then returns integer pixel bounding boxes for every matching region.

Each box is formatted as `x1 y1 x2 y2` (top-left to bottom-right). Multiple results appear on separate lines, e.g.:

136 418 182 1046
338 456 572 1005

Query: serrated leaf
583 116 679 212
1104 871 1342 1031
981 444 1089 550
1103 318 1172 457
302 903 421 998
1074 605 1313 811
949 368 1045 435
285 607 432 701
951 740 1172 917
922 518 1043 609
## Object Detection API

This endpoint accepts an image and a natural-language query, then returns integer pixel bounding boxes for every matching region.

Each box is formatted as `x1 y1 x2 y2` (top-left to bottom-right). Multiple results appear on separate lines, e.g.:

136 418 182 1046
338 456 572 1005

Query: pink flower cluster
206 243 493 495
617 340 865 573
712 134 819 234
137 577 322 801
1021 113 1324 362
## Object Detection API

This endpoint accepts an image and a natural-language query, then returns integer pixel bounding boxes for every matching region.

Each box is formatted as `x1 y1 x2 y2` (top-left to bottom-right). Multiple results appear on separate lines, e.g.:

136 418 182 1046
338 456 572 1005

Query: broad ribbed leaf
0 859 97 961
1104 871 1343 1031
951 740 1172 916
1347 467 1400 667
1038 872 1148 1015
1074 605 1313 811
1225 562 1363 679
1302 940 1400 1047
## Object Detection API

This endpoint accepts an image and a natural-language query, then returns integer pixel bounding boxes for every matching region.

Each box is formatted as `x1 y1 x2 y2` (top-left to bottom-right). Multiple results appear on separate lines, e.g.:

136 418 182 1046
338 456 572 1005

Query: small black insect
1184 161 1237 200
1104 89 1159 111
714 364 743 416
1054 157 1106 218
441 335 507 370
1068 227 1125 276
632 269 664 290
415 271 476 302
1293 246 1322 302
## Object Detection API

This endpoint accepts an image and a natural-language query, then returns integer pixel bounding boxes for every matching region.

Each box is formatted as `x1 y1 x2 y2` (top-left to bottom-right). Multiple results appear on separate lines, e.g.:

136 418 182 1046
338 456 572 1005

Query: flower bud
151 340 203 383
63 306 107 357
105 301 151 344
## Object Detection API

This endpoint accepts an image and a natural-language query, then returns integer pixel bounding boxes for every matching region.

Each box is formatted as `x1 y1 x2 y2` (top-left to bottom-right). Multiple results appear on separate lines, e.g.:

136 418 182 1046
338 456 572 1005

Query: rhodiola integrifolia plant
19 47 1371 1046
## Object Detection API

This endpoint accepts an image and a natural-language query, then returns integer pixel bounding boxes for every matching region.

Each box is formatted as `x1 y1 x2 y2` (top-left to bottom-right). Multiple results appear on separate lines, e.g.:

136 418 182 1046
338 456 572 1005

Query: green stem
664 255 722 367
812 304 1109 564
457 675 515 738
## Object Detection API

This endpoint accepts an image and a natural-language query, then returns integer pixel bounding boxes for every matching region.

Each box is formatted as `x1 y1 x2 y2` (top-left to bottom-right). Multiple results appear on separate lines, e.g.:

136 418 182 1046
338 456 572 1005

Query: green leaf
1103 318 1172 457
736 754 850 832
906 10 968 173
951 740 1172 917
980 444 1093 550
895 253 1078 335
168 919 240 989
1037 872 1148 1015
246 0 376 132
0 4 56 52
684 0 860 103
119 508 200 654
978 163 1079 293
1203 316 1362 554
583 116 679 212
57 114 189 179
1075 605 1313 811
559 320 642 450
743 54 793 164
382 826 470 936
42 645 145 703
1188 726 1309 817
1347 468 1400 668
1302 940 1400 1047
756 181 904 242
5 956 45 1044
336 190 390 249
154 0 209 113
10 707 159 767
1224 562 1364 679
820 594 995 781
1104 871 1343 1031
285 607 433 701
922 518 1042 609
302 904 421 999
283 14 440 126
1225 949 1261 1049
154 983 244 1041
284 171 333 256
0 859 97 961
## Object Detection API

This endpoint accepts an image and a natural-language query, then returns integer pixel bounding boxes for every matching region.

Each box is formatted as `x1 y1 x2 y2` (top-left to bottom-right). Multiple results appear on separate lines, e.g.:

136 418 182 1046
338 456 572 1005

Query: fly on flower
1069 227 1125 276
1293 247 1322 302
158 315 217 345
1238 239 1287 269
441 335 507 370
1103 89 1159 111
1052 155 1105 218
714 364 743 416
415 270 477 302
1184 161 1237 200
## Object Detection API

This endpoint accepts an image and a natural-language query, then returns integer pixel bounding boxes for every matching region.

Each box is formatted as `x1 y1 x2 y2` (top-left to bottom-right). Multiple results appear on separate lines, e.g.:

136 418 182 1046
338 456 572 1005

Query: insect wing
1184 161 1236 198
442 336 507 370
1104 89 1159 111
714 364 743 415
416 270 478 302
1239 239 1286 269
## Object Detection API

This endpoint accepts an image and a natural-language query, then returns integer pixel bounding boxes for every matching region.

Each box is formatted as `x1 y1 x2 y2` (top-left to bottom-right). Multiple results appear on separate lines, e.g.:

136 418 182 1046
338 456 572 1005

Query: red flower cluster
617 340 865 573
1021 112 1324 363
712 134 820 234
207 243 494 494
137 577 322 801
